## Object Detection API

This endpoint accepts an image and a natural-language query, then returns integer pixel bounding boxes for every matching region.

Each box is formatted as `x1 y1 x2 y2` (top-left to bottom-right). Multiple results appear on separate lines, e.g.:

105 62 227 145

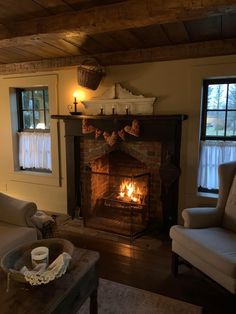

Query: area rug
78 278 202 314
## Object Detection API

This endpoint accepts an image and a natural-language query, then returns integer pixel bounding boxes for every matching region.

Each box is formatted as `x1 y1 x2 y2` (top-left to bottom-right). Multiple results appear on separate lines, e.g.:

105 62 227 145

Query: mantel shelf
51 114 188 121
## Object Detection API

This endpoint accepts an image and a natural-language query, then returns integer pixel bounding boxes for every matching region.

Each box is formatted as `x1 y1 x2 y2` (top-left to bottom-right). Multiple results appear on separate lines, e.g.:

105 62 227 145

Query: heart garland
82 119 140 146
82 119 95 134
124 119 140 137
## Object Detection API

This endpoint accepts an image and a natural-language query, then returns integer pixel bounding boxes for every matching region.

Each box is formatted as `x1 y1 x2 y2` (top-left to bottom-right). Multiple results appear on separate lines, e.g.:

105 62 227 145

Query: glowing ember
117 180 143 204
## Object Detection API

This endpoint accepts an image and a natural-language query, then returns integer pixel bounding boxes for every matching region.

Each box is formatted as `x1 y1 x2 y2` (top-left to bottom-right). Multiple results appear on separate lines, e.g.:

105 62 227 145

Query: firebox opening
82 151 150 238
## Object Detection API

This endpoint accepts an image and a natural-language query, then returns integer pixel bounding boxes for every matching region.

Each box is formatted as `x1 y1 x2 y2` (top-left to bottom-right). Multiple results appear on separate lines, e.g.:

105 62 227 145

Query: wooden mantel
52 114 187 141
52 114 187 231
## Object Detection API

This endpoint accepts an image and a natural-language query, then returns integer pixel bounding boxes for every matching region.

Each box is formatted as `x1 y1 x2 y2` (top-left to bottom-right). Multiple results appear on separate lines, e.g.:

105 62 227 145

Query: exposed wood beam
1 38 236 75
1 0 236 48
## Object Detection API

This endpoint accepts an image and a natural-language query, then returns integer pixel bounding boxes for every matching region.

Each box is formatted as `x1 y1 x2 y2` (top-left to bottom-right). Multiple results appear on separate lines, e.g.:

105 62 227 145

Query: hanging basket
77 59 105 90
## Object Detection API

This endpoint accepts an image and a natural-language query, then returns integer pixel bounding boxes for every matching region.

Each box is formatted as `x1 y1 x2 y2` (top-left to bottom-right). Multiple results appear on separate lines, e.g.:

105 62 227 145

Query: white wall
1 55 236 217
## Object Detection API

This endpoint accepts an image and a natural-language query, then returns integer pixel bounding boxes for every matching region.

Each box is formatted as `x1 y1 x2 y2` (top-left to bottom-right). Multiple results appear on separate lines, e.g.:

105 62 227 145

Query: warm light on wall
69 89 86 114
73 90 86 102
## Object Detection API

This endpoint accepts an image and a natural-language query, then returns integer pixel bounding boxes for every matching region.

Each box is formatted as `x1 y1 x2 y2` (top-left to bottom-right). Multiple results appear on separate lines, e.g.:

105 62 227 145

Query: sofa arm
182 207 221 228
0 193 37 227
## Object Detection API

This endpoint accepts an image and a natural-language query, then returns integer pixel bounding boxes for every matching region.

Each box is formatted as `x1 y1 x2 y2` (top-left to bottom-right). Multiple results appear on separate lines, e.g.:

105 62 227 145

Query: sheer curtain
198 140 236 189
18 132 51 170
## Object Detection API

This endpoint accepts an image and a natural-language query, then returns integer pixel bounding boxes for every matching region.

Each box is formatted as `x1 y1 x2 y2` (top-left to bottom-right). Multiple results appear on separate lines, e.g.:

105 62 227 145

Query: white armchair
170 161 236 294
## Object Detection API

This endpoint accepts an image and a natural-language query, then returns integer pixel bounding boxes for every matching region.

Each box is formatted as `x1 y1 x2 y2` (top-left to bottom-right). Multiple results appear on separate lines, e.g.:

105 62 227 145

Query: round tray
1 238 74 283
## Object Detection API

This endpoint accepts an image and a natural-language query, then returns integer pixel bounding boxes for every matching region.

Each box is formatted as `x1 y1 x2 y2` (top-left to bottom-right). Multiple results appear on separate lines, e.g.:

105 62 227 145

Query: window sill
197 191 218 199
9 170 60 187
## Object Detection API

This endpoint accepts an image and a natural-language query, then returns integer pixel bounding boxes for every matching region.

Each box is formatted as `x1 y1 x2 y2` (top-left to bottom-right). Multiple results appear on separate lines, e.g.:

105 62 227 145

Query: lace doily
20 252 71 286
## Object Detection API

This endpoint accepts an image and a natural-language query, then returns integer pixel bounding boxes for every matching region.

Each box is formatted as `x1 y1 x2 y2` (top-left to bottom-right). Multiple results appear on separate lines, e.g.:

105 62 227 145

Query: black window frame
16 86 50 133
16 86 51 173
201 78 236 141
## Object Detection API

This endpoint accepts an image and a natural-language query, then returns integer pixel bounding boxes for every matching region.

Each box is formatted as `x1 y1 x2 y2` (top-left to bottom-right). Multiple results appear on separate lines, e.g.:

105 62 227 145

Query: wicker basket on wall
77 58 105 90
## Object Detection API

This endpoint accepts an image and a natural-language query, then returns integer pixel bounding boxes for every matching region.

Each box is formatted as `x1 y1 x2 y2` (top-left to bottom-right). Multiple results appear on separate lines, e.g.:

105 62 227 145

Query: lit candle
72 90 86 113
73 91 78 112
100 106 104 115
125 105 129 115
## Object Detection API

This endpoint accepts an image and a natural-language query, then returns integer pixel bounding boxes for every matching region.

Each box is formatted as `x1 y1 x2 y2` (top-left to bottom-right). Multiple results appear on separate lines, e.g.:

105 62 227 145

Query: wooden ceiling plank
1 38 236 74
63 0 127 11
33 42 71 57
32 0 74 14
130 24 171 48
1 0 236 45
162 22 190 44
185 16 222 42
222 13 236 38
2 46 43 60
0 1 49 22
41 38 82 55
65 34 108 53
0 47 35 63
107 29 143 50
90 32 125 51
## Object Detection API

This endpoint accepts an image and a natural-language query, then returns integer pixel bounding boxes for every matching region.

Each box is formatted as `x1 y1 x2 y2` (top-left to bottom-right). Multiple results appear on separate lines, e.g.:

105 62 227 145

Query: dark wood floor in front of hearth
58 227 234 314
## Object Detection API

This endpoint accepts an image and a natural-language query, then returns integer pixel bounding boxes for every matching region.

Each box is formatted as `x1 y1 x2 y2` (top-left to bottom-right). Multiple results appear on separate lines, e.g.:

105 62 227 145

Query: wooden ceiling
1 0 236 74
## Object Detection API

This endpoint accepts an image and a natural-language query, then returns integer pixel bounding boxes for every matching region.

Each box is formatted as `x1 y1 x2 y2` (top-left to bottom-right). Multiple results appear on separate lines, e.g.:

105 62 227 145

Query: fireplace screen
83 169 150 238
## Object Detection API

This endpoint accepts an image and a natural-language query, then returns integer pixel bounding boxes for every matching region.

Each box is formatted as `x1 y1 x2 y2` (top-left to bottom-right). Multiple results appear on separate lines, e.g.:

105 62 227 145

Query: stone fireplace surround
52 114 187 232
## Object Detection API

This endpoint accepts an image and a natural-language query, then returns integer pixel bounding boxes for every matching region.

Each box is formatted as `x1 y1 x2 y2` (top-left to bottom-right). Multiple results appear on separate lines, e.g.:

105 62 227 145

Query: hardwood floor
56 218 234 314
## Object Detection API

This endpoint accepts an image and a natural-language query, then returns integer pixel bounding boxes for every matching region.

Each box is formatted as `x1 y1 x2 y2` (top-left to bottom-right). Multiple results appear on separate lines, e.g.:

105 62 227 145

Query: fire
118 180 142 204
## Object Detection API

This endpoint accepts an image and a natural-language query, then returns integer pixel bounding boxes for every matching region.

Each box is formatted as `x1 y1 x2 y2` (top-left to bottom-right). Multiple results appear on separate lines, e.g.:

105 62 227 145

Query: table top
0 247 100 314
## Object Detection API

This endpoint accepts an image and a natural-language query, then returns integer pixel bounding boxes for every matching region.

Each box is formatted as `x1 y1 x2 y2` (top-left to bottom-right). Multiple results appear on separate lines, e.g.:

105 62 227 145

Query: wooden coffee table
0 247 100 314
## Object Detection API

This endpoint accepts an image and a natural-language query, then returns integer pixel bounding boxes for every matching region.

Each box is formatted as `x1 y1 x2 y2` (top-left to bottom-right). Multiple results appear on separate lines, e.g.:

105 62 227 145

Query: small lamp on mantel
68 90 86 115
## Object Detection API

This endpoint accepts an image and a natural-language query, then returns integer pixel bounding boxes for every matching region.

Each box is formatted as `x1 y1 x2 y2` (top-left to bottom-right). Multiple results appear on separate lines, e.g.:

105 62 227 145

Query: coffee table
0 247 100 314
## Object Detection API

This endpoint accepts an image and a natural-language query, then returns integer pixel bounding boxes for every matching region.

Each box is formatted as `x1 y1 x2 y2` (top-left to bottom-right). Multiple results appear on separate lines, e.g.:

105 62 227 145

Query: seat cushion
170 225 236 277
0 221 37 258
223 174 236 232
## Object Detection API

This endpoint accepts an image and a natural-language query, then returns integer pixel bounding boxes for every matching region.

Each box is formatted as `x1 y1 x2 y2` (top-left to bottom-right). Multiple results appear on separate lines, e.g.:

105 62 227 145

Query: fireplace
52 114 187 233
82 150 150 237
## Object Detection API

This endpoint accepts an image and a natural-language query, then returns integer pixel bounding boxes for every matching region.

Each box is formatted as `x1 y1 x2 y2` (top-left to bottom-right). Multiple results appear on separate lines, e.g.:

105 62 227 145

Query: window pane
207 84 227 109
45 110 50 129
35 110 46 129
33 90 44 110
22 91 33 109
23 111 34 129
206 111 225 136
226 111 236 136
228 84 236 109
44 89 49 109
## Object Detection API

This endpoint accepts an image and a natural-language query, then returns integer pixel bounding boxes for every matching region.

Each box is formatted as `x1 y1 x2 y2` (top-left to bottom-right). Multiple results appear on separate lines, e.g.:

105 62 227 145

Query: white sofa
170 161 236 294
0 192 38 258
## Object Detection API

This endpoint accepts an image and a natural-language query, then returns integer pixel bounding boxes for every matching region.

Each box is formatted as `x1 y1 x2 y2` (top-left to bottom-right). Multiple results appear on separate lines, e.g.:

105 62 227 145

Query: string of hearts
82 118 140 146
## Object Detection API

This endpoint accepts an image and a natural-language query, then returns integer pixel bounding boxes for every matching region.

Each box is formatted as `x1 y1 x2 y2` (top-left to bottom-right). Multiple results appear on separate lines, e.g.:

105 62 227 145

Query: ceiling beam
1 38 236 75
1 0 236 48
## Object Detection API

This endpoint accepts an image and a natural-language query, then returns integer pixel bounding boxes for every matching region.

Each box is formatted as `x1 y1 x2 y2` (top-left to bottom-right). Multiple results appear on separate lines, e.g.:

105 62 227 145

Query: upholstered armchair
170 161 236 294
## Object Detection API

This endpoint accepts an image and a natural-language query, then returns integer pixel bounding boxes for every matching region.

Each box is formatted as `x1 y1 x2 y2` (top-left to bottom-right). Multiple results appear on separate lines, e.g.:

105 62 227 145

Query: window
17 87 52 172
198 78 236 193
17 87 50 131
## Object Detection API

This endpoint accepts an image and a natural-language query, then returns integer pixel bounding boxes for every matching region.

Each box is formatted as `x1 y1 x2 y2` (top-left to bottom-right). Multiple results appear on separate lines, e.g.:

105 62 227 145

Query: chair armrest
0 193 37 227
182 207 221 228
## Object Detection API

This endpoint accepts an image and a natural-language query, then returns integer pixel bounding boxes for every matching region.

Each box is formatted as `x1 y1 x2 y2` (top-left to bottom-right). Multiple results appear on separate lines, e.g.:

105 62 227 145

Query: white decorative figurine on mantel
82 83 156 115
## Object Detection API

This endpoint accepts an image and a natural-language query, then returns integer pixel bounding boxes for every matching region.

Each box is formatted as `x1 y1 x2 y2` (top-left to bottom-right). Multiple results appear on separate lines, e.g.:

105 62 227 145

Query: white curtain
198 140 236 189
19 132 51 170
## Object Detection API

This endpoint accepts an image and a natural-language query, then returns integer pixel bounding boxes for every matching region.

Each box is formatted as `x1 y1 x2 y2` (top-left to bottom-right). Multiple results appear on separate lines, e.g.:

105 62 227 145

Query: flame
118 180 142 204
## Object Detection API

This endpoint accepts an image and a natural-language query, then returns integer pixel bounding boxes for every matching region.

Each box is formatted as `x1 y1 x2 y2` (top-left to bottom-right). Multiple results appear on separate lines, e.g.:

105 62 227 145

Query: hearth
82 150 150 237
52 114 187 233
